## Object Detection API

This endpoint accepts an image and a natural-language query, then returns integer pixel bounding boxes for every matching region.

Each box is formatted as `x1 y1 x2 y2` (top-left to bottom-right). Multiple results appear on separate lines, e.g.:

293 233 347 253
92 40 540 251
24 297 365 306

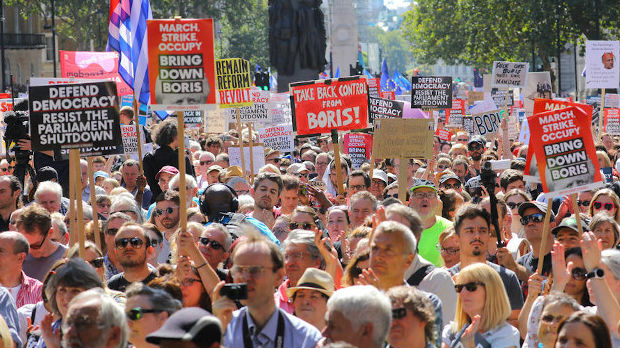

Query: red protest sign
446 99 466 127
380 91 395 100
290 78 368 135
526 106 603 197
147 19 217 110
533 98 593 118
367 78 380 98
434 128 451 141
343 133 373 169
59 50 132 96
604 108 620 135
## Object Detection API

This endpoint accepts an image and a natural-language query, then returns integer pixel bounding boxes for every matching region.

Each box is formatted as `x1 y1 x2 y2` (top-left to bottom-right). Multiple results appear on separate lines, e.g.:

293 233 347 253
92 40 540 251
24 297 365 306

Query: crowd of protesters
0 105 619 348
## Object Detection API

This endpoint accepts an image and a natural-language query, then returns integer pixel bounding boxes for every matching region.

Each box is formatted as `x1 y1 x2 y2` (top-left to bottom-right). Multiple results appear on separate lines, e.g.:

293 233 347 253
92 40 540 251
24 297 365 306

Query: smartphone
220 283 248 300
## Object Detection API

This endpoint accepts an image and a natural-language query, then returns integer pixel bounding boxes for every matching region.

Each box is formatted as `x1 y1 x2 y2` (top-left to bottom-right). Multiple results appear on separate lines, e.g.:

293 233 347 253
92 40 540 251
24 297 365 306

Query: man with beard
447 204 523 325
62 288 128 348
251 172 283 230
408 180 452 267
154 191 181 264
467 136 486 176
107 223 157 292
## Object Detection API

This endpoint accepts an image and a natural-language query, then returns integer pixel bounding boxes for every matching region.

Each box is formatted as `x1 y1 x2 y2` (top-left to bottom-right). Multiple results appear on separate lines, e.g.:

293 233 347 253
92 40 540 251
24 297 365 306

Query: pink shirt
274 279 295 314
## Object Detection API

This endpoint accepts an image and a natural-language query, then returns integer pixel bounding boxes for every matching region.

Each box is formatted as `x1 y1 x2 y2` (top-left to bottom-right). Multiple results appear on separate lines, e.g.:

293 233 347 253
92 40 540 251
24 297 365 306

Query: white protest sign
470 98 498 115
227 89 271 124
257 124 294 153
205 108 228 133
121 125 139 156
586 40 620 89
491 61 529 88
228 145 265 174
471 110 502 138
507 111 520 140
518 120 530 144
523 72 552 116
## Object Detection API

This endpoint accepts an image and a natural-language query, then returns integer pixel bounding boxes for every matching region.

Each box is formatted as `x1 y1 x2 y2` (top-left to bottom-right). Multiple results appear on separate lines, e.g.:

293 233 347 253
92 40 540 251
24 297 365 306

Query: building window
45 36 53 61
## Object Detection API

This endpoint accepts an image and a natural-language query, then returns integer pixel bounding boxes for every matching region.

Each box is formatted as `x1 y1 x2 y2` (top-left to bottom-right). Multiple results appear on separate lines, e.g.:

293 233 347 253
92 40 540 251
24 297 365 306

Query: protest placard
491 88 514 108
518 118 530 144
290 77 368 135
491 61 529 88
368 96 404 123
411 76 452 109
471 110 502 138
470 98 498 115
525 106 604 197
205 108 227 133
54 145 125 160
227 89 271 124
29 81 122 152
257 124 294 153
604 108 620 135
121 124 139 156
468 91 484 106
446 99 466 128
343 133 373 169
367 78 380 98
59 50 132 96
586 40 620 89
435 128 451 142
216 58 253 108
463 116 475 135
183 110 203 127
533 98 594 122
373 119 434 159
523 72 552 116
508 111 520 140
147 19 216 110
380 91 395 100
603 167 614 183
229 145 265 174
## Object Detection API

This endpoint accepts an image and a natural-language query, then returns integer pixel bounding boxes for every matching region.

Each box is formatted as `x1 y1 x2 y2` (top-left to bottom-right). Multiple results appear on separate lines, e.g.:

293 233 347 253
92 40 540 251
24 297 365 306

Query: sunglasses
150 239 160 247
506 201 523 210
577 200 591 207
520 213 545 226
89 257 104 268
392 307 408 320
571 267 588 281
593 201 616 211
105 228 119 236
115 237 145 249
29 231 48 250
455 281 485 293
468 143 482 151
441 247 460 255
289 222 314 230
540 314 566 324
0 167 7 172
442 182 461 190
126 307 163 321
154 207 176 216
457 138 468 142
269 158 281 164
386 193 399 199
199 237 224 251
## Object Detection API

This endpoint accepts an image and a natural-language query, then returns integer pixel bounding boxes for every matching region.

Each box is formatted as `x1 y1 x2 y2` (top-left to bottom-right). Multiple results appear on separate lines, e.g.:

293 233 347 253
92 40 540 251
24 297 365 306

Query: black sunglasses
126 307 164 321
30 230 49 250
455 281 485 293
199 237 224 251
89 257 104 268
468 143 482 151
520 213 545 226
392 307 407 320
289 222 314 230
154 207 176 216
577 200 591 207
506 201 523 210
115 237 145 249
571 267 588 281
269 158 281 164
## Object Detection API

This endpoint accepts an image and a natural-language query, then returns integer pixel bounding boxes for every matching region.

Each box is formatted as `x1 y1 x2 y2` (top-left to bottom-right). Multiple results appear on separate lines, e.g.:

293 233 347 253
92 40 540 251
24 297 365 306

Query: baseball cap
372 169 388 184
207 165 224 174
145 307 222 345
155 166 179 180
94 171 109 181
410 179 437 193
551 215 590 236
518 201 556 221
439 173 461 185
468 135 485 148
36 166 58 182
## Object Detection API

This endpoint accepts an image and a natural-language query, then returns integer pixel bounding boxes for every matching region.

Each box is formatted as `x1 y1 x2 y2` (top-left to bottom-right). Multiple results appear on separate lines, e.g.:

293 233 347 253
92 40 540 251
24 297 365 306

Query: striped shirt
15 272 43 308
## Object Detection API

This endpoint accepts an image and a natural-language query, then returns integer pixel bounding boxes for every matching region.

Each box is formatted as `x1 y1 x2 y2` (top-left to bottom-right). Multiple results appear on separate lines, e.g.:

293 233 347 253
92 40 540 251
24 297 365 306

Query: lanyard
242 310 285 348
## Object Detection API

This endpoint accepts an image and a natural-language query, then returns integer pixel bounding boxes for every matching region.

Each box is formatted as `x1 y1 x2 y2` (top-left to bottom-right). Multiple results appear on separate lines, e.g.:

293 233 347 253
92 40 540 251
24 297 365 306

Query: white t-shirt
7 284 21 301
442 321 520 348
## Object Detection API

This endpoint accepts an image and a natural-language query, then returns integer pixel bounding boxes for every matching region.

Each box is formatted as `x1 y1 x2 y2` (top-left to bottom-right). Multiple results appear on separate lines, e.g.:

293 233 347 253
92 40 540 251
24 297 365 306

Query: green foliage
366 26 414 74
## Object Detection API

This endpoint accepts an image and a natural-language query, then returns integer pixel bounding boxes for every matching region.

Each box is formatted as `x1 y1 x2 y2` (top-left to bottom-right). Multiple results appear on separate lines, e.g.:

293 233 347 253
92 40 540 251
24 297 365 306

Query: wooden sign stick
69 149 76 246
132 98 144 175
398 156 407 205
536 200 554 274
176 111 187 231
248 122 255 184
571 193 584 238
236 108 247 180
88 157 101 251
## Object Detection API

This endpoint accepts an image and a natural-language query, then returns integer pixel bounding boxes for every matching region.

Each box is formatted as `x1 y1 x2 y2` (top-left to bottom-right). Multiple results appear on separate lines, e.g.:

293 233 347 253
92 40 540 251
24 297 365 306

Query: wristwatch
586 268 605 279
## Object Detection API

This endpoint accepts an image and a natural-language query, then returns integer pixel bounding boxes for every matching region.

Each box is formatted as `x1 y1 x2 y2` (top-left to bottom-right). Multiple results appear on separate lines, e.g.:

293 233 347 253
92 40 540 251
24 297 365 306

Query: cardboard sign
585 40 620 89
508 111 520 141
491 61 529 88
121 124 139 156
204 108 227 133
523 72 552 116
525 106 604 197
368 96 404 122
183 110 203 127
468 91 484 106
471 110 502 138
290 77 368 135
228 145 265 174
411 76 452 109
216 58 252 108
147 19 216 110
343 133 373 169
373 119 434 159
59 50 132 96
257 124 294 153
227 90 271 124
29 81 122 151
380 91 395 100
446 99 466 127
491 88 514 108
518 118 530 144
367 78 380 98
604 108 620 135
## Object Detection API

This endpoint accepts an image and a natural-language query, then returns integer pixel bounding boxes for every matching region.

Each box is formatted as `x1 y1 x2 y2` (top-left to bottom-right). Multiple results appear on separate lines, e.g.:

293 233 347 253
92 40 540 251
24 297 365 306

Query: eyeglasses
199 237 224 251
540 314 567 324
457 138 468 142
371 179 385 186
200 160 214 166
593 201 616 211
154 207 177 216
0 167 7 172
506 201 524 210
442 182 461 190
268 158 281 164
571 267 588 281
316 161 329 166
413 192 436 199
468 143 482 151
577 200 591 207
126 307 164 321
231 265 271 278
349 184 366 191
150 239 160 247
29 230 48 250
89 257 104 268
297 173 309 178
289 222 314 230
520 213 545 225
105 228 119 236
181 278 202 287
437 165 449 170
392 307 408 320
385 193 399 199
285 251 310 261
455 281 485 293
115 237 145 249
441 247 460 255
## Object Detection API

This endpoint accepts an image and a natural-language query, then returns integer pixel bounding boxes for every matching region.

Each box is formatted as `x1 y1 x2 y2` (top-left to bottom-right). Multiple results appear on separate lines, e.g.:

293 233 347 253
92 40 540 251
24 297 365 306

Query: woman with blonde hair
0 315 13 348
442 263 519 348
589 188 620 223
589 212 620 249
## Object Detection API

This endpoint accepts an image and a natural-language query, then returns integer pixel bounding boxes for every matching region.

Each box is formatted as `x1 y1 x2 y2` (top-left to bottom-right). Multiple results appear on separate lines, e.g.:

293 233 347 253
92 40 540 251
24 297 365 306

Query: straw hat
285 268 335 298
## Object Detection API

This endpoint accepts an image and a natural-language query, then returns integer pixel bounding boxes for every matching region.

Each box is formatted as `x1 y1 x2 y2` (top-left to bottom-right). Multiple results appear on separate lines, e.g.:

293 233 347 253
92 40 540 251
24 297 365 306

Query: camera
3 110 30 161
220 283 248 300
